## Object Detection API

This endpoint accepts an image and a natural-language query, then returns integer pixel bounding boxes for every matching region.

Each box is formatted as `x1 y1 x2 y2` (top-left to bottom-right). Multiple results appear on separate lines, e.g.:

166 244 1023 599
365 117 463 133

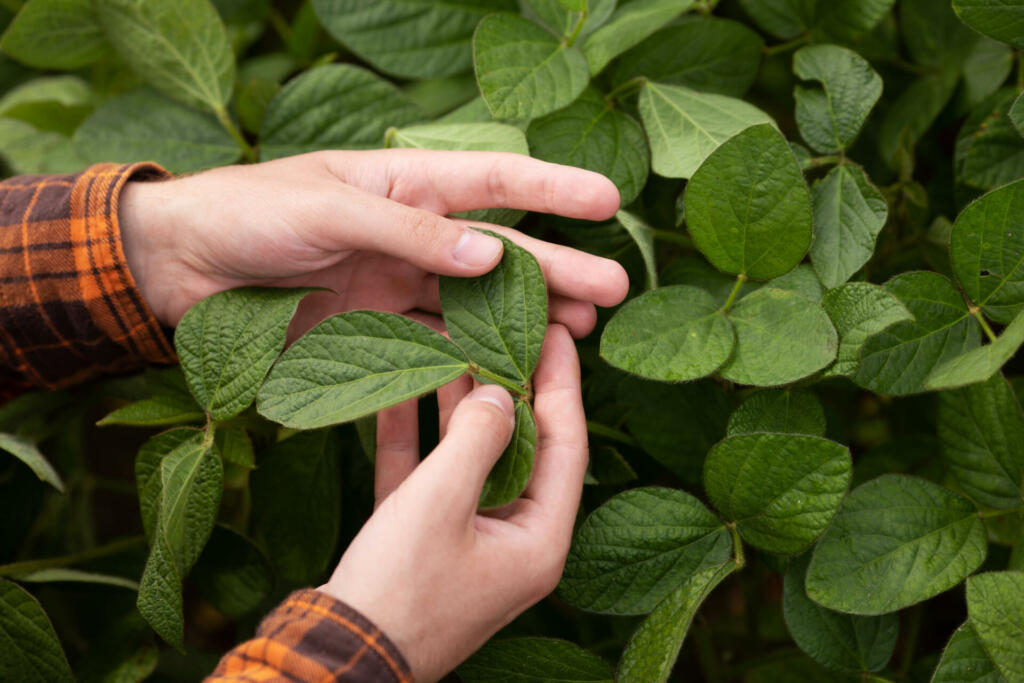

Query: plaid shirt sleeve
0 163 176 391
208 589 413 683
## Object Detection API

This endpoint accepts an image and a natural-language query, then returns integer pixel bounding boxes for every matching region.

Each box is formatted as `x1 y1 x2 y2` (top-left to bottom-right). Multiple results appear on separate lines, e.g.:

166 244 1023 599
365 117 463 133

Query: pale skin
119 149 628 682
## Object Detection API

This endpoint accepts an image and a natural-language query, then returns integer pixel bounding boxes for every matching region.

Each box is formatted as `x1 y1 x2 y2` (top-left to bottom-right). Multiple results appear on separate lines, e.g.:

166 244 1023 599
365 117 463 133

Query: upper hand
119 150 629 337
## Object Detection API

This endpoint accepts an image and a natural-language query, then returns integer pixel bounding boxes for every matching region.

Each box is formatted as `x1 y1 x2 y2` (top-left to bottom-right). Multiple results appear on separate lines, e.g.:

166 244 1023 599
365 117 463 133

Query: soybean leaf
600 285 735 382
814 0 895 41
73 88 241 174
98 393 204 428
759 264 825 302
821 282 914 378
93 0 234 112
559 487 732 615
901 0 978 67
961 37 1015 109
260 64 424 160
251 430 340 584
258 311 469 429
523 0 615 39
926 309 1024 390
0 75 94 134
0 0 108 70
685 124 812 280
527 88 649 205
951 179 1024 323
479 400 535 509
311 0 514 79
639 81 774 179
810 164 888 288
237 77 279 135
0 578 74 682
727 388 826 437
720 288 838 387
440 232 546 388
932 622 1008 683
136 429 200 542
611 17 763 97
661 257 748 305
1011 91 1024 137
137 433 222 650
387 121 528 154
473 13 589 121
581 0 695 76
737 0 815 39
214 427 254 469
459 638 614 683
13 568 139 591
588 447 639 487
806 474 988 615
953 0 1024 49
0 433 63 493
176 287 313 422
192 525 273 619
938 373 1024 510
966 571 1024 681
854 272 980 396
956 89 1024 191
0 118 85 175
614 211 659 289
616 560 739 683
705 433 851 555
783 554 898 675
878 69 959 168
793 45 883 154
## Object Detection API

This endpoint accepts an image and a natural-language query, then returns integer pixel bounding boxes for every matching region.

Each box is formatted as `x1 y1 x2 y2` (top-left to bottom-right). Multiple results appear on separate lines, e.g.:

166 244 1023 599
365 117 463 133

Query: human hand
318 324 588 682
119 150 628 337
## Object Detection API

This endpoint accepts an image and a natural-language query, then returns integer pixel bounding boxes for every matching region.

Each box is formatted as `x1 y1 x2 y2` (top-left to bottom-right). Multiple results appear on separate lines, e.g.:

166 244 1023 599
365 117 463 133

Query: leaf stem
652 229 693 249
721 274 748 314
470 365 530 399
970 307 998 343
0 536 146 577
808 155 843 170
763 34 810 57
605 77 647 104
977 506 1023 519
215 106 257 163
585 421 637 446
727 522 745 568
565 9 588 47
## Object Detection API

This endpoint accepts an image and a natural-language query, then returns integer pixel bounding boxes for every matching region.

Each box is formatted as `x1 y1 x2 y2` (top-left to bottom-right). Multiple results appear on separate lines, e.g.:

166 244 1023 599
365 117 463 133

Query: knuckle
487 162 509 207
401 209 446 250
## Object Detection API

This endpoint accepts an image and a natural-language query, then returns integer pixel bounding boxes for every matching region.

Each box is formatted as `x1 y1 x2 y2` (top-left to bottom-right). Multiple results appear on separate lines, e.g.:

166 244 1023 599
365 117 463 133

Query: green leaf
0 118 84 175
93 0 234 112
639 81 775 179
878 69 959 167
0 0 108 70
684 124 812 280
311 0 514 79
927 309 1024 390
661 257 750 305
783 554 898 674
98 396 204 428
526 88 649 205
0 433 63 493
473 13 589 121
193 525 273 619
854 272 981 396
137 433 222 650
388 121 528 154
727 388 826 437
611 17 763 97
0 578 74 682
759 264 825 302
13 568 139 591
821 282 914 378
953 0 1024 49
251 430 340 584
214 427 254 469
440 232 546 388
961 37 1015 109
559 487 732 615
0 76 94 135
73 88 241 175
720 288 838 387
932 622 1008 683
600 285 735 382
956 89 1024 191
480 400 536 509
814 0 896 41
793 45 883 154
1011 91 1024 137
260 64 424 160
524 0 615 40
806 474 988 615
581 0 695 76
900 0 978 67
967 571 1024 681
737 0 815 39
237 77 279 135
616 559 738 683
458 638 614 682
259 311 468 429
951 178 1024 323
588 446 639 487
938 373 1024 510
705 433 851 554
135 429 200 543
615 211 659 289
176 287 313 422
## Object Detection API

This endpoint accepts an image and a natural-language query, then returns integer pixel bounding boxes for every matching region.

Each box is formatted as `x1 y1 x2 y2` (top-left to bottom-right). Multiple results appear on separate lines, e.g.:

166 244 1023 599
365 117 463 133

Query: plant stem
808 155 843 170
605 76 647 104
728 523 746 568
721 274 748 314
970 308 998 343
652 229 693 248
565 9 588 47
470 366 530 399
0 536 146 577
586 421 637 446
215 106 257 163
763 34 810 57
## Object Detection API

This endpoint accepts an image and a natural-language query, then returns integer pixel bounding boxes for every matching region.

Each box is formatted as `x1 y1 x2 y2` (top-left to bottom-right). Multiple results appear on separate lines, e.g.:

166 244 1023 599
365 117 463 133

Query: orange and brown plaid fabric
209 589 413 683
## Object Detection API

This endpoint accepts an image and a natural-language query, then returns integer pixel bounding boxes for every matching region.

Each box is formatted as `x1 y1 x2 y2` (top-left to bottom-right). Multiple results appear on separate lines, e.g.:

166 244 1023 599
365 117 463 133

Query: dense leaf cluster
0 0 1023 681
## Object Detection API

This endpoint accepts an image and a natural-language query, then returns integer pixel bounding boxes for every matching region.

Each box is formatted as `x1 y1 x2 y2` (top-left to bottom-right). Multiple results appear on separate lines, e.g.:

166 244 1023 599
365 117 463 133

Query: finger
437 374 474 438
549 296 597 338
375 398 420 506
450 219 629 308
519 325 588 528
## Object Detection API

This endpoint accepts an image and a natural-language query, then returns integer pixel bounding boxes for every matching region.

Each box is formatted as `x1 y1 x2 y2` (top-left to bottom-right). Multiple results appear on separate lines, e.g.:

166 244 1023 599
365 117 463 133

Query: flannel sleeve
208 589 413 683
0 163 176 392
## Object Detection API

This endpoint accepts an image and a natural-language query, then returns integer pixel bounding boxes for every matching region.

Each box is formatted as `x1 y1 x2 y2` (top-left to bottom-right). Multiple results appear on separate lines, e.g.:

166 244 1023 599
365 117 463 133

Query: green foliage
3 0 1024 679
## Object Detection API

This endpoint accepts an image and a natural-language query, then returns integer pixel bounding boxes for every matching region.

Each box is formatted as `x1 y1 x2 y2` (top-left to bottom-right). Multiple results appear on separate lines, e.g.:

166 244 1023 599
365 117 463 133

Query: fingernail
453 229 503 268
470 385 514 421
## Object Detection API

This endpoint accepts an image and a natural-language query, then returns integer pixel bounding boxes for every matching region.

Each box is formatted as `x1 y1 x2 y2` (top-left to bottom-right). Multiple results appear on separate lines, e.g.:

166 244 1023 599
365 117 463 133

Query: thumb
408 384 515 517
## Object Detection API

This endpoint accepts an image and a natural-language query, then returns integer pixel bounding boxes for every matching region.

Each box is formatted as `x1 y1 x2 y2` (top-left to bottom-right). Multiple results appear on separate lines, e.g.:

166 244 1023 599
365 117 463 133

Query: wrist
119 180 180 327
